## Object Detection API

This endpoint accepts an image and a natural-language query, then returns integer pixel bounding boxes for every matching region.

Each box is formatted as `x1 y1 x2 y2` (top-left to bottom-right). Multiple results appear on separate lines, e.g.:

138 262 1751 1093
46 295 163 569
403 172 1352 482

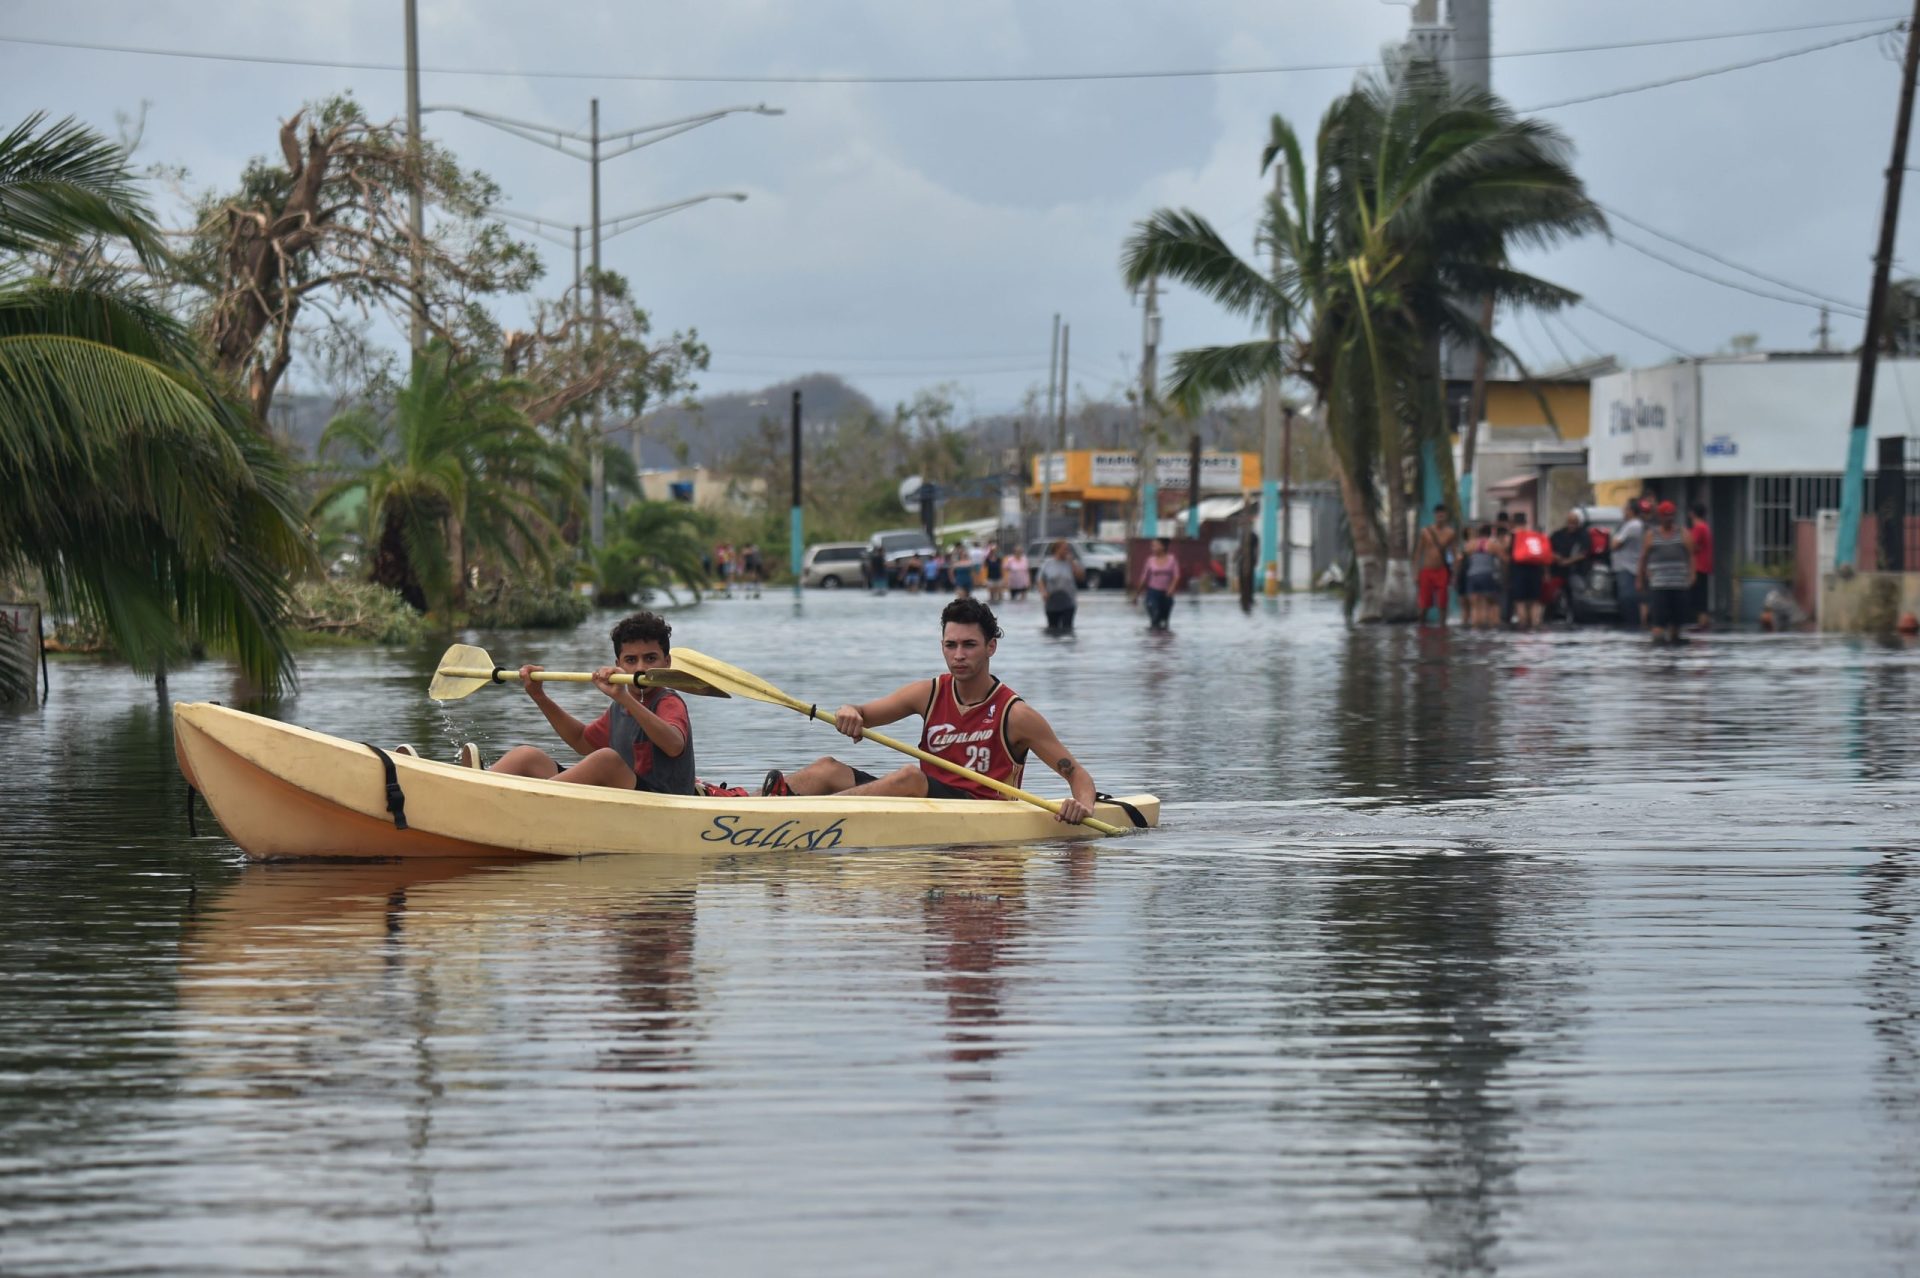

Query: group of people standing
1416 497 1713 643
709 543 764 597
900 540 1032 602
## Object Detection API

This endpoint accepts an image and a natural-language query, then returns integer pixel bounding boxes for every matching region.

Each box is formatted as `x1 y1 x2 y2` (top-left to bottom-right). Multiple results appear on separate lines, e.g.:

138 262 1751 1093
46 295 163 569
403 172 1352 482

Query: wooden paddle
428 643 731 703
667 647 1127 836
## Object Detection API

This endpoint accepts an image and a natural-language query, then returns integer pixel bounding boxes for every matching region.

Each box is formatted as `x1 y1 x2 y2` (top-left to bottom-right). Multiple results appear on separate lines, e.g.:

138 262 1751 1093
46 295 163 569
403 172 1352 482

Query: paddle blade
429 643 501 702
643 668 731 699
667 648 798 709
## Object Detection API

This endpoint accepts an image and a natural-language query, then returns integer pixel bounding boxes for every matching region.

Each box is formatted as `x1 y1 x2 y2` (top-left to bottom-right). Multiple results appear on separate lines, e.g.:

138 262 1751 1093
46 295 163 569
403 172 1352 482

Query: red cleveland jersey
919 674 1026 800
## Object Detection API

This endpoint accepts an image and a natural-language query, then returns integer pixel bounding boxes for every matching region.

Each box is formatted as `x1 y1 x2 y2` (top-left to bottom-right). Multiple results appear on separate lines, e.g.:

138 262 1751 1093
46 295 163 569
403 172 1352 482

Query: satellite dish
898 475 927 511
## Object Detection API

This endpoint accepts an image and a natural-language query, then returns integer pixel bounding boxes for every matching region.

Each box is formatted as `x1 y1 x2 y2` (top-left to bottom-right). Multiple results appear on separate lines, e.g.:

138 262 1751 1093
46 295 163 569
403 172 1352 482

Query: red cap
1657 499 1676 516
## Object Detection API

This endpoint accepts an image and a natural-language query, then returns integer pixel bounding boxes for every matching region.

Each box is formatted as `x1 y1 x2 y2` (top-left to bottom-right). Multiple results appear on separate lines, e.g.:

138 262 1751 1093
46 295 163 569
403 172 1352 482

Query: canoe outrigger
173 702 1159 861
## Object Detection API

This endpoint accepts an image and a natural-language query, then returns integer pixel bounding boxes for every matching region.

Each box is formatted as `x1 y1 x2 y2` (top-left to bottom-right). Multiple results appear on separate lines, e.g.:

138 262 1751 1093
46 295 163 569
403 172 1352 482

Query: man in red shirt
1687 502 1714 630
485 611 697 792
761 597 1096 824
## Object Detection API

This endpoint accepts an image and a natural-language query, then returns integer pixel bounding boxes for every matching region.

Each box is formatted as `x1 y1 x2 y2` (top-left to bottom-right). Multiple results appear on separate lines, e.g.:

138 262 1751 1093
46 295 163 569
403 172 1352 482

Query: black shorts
1649 587 1691 629
1509 563 1544 602
1690 575 1710 617
849 766 969 800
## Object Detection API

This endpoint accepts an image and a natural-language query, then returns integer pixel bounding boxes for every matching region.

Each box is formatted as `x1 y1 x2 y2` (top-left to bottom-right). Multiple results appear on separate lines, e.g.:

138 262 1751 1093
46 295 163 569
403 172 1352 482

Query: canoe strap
361 743 410 830
1095 792 1148 829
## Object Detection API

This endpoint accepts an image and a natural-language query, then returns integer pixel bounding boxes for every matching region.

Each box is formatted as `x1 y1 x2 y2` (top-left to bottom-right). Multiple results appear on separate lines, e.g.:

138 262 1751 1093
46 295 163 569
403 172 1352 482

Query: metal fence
1748 463 1920 570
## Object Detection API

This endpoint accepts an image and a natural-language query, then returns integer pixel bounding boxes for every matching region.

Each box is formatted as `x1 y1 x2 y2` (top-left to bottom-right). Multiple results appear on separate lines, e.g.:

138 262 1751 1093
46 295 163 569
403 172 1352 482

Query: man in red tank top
762 598 1098 824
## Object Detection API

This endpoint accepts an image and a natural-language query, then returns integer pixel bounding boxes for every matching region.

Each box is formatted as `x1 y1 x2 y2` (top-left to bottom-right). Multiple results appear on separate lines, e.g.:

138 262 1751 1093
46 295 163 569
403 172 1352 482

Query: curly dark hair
940 596 1001 641
610 610 672 655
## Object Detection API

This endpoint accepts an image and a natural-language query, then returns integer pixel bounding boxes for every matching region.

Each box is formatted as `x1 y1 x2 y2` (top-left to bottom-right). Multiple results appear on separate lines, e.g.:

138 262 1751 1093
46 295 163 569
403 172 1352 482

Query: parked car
869 528 938 585
1028 538 1128 589
800 542 870 589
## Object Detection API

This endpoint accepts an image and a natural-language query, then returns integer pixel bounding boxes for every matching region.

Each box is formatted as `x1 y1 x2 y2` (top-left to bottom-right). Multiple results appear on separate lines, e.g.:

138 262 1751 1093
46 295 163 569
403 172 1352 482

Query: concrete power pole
588 98 606 549
1139 276 1160 537
1837 0 1920 571
404 0 425 356
1039 314 1059 542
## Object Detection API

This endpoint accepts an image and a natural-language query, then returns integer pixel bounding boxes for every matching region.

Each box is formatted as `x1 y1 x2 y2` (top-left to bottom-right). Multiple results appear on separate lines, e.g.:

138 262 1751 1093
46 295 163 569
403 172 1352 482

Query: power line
0 15 1902 87
1594 201 1865 310
1524 24 1897 111
1576 299 1692 358
1544 308 1605 360
1610 231 1871 316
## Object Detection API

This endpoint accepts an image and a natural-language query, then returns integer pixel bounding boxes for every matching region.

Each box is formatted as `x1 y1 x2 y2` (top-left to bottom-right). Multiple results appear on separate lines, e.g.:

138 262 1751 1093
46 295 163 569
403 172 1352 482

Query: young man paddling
486 611 697 792
760 598 1097 824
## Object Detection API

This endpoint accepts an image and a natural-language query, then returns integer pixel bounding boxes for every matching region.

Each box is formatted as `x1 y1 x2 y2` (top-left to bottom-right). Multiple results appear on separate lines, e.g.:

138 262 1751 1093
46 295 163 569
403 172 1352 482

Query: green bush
290 580 428 644
466 581 592 630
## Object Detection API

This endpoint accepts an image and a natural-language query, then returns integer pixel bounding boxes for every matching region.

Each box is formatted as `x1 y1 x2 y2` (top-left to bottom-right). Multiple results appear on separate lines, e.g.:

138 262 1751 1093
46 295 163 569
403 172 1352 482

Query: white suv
1028 538 1128 589
800 542 869 588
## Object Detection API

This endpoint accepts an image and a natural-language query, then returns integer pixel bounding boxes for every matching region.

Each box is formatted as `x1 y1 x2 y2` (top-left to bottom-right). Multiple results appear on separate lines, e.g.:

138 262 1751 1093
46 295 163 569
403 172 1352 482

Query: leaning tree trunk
1366 387 1419 623
1329 448 1390 621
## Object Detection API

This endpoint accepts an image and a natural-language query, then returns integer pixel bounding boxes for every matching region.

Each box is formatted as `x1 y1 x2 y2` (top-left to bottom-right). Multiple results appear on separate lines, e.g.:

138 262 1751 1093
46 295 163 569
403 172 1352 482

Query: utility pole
1281 407 1296 591
790 389 804 595
1816 306 1832 352
1139 276 1160 538
588 98 606 550
1039 314 1059 543
403 0 425 356
1259 157 1284 592
1838 2 1920 572
1055 324 1071 538
1186 432 1202 538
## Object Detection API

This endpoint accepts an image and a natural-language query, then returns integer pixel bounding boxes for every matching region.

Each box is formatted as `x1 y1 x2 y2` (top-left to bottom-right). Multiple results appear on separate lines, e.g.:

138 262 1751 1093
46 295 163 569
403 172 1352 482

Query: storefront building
1588 354 1920 616
1027 450 1262 539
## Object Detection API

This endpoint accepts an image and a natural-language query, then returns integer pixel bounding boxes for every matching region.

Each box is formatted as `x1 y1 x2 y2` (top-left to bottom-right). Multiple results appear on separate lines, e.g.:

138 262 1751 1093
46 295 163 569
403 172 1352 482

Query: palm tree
0 114 310 698
1122 59 1602 619
312 345 579 615
592 498 715 605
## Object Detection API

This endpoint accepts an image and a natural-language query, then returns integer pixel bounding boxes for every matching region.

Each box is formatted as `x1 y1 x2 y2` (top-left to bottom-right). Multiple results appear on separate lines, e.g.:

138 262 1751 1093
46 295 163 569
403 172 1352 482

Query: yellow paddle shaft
439 666 669 689
790 704 1127 837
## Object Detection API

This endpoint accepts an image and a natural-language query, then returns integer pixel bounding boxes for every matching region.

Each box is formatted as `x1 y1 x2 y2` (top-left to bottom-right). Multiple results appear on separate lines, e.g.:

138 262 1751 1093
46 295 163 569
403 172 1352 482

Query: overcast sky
2 0 1913 418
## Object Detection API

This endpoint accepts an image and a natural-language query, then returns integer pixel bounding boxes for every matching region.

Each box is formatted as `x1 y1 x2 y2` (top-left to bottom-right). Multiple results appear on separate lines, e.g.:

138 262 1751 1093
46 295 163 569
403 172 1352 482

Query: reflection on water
2 596 1918 1276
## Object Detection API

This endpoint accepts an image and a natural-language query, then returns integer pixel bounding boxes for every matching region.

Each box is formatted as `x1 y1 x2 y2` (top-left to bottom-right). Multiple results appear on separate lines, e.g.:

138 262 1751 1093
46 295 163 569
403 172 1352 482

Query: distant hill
629 373 879 468
269 369 1262 469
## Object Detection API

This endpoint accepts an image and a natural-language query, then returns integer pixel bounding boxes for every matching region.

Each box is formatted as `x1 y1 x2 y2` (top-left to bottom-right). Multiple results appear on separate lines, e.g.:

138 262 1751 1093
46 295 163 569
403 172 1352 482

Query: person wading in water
759 598 1095 824
1415 504 1457 626
1638 499 1697 646
1131 537 1182 631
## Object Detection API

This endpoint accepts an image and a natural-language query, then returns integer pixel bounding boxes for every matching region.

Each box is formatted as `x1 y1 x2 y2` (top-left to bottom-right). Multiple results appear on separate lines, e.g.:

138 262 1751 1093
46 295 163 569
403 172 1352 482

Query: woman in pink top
1004 548 1032 601
1133 538 1182 630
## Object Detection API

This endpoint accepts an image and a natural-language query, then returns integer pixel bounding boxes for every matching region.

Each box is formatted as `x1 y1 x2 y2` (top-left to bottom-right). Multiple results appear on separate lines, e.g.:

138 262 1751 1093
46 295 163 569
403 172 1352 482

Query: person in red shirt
761 597 1097 824
1687 502 1714 630
485 611 696 792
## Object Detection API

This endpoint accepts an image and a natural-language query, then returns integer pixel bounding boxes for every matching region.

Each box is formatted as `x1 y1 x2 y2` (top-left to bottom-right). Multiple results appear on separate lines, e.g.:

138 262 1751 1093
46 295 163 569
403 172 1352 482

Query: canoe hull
173 702 1159 860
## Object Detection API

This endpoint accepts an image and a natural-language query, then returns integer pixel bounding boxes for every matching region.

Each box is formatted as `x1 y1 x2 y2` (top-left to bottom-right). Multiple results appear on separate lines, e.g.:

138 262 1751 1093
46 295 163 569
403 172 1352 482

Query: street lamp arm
489 207 579 248
601 191 749 240
421 103 593 158
596 103 783 146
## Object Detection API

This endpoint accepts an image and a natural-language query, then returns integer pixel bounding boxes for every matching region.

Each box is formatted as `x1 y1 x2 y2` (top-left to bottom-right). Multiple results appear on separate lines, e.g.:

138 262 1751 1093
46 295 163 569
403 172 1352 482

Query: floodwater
3 589 1918 1276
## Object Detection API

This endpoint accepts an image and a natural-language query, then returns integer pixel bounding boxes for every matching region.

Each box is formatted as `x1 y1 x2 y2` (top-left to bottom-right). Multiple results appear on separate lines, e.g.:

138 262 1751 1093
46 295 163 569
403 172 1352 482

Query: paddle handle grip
798 707 1127 837
440 666 658 688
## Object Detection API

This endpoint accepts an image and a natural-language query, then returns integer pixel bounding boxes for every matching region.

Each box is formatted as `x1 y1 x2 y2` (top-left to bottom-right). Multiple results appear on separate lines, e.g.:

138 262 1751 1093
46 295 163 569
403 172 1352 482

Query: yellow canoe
173 702 1160 860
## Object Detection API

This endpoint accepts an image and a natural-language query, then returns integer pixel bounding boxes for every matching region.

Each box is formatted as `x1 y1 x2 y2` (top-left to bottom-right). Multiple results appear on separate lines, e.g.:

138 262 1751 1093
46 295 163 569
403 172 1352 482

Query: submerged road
2 590 1916 1276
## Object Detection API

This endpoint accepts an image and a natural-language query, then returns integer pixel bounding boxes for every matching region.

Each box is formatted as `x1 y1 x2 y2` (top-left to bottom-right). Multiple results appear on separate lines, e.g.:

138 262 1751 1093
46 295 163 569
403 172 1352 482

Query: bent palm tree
313 346 578 614
1122 59 1602 619
0 114 309 697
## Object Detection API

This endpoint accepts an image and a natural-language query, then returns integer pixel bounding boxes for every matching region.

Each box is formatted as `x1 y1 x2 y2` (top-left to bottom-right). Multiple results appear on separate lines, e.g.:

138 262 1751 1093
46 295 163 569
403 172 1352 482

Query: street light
423 100 782 546
491 193 751 310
